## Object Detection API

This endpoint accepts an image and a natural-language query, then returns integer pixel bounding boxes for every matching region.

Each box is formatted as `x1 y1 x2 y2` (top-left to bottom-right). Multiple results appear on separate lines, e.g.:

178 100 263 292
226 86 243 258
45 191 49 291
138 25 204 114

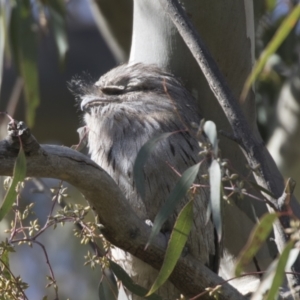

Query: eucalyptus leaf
265 241 298 300
98 268 118 300
251 240 298 300
118 284 129 300
266 0 276 11
48 0 68 66
147 200 193 296
9 0 39 127
109 260 162 300
147 163 200 248
1 250 11 280
247 181 276 198
0 2 5 96
0 145 26 221
241 4 300 100
203 121 218 156
208 159 222 242
235 213 279 276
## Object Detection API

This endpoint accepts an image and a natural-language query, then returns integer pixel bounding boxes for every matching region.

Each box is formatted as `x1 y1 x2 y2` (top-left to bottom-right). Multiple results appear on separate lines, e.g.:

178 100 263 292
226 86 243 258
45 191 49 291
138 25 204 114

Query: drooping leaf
147 163 201 248
247 181 276 198
265 241 298 300
266 0 276 12
0 2 5 97
147 200 193 296
118 284 129 300
47 0 68 66
109 260 162 300
241 4 300 100
235 213 279 276
133 132 174 199
203 121 218 156
45 0 65 16
9 0 39 127
208 159 222 242
98 268 118 300
0 145 26 221
1 250 11 280
251 240 298 300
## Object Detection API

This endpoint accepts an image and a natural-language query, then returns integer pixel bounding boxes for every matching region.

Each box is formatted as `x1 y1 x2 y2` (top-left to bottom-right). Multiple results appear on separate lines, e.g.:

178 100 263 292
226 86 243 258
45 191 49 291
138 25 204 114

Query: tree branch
0 122 246 300
159 0 300 296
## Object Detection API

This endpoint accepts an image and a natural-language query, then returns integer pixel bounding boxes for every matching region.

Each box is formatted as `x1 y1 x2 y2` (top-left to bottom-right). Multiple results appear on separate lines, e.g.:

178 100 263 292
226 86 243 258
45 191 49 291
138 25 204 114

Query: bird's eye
101 85 125 95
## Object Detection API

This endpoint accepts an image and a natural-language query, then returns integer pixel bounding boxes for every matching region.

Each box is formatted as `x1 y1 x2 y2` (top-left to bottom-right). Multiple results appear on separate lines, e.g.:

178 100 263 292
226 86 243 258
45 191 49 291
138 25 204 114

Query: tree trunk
129 0 277 294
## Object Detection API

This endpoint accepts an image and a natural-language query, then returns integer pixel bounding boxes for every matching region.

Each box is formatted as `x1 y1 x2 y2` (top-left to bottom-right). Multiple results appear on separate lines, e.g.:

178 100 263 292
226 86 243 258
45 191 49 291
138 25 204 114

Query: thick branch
0 123 246 300
159 0 300 295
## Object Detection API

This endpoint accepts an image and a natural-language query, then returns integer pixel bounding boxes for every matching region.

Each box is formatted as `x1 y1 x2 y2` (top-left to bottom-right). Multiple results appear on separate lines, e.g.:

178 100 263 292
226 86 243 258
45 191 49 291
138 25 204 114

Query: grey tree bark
0 121 246 300
128 0 278 294
71 0 300 296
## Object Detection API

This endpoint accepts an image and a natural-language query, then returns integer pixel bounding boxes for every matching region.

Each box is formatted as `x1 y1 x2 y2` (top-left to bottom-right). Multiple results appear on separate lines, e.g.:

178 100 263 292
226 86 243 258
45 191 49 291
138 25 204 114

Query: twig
159 0 300 296
0 257 29 300
0 121 246 300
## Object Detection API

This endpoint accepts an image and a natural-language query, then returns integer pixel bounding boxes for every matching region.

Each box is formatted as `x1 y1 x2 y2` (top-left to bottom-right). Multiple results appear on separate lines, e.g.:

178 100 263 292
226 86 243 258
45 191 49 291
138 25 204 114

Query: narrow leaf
0 2 11 93
147 163 201 248
147 200 193 296
0 145 26 221
46 0 65 16
109 260 162 300
265 241 297 300
203 121 218 156
1 250 11 279
48 0 68 66
266 0 276 11
235 213 279 276
241 4 300 100
133 132 174 199
247 181 276 198
98 268 118 300
0 2 5 96
9 0 39 127
251 240 297 300
118 284 129 300
208 159 222 242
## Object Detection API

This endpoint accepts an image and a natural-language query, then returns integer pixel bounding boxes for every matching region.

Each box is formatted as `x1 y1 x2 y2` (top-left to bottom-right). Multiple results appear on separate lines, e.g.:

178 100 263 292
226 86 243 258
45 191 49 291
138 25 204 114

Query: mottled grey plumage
75 63 218 299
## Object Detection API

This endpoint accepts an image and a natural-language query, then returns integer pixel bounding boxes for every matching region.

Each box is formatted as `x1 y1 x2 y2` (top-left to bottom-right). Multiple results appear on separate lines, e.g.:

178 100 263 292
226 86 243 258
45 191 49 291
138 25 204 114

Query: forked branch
0 121 246 300
159 0 300 296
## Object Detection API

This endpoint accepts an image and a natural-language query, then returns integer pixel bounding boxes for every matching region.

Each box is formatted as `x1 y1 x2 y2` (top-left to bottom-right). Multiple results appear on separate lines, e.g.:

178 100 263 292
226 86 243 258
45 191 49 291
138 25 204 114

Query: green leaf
9 0 39 127
109 260 162 300
252 240 298 300
203 121 218 156
0 2 5 97
1 250 11 280
147 163 201 248
247 181 276 198
266 0 276 11
208 159 222 242
0 145 26 221
265 241 296 300
98 268 118 300
241 4 300 100
147 200 193 296
133 132 174 199
47 0 68 66
118 284 129 300
0 2 11 95
44 0 65 16
235 213 279 276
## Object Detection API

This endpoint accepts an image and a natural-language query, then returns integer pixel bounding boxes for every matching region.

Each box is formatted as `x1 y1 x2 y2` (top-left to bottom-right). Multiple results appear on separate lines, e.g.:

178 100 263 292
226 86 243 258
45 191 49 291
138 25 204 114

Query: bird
71 63 218 299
